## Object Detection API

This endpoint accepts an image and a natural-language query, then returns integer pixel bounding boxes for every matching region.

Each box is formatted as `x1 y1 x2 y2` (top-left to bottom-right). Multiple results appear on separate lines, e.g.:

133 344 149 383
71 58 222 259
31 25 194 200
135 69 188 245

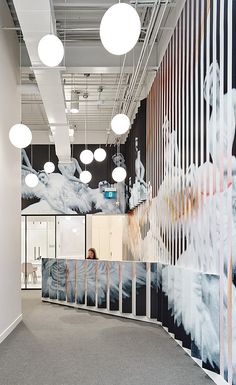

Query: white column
0 0 22 342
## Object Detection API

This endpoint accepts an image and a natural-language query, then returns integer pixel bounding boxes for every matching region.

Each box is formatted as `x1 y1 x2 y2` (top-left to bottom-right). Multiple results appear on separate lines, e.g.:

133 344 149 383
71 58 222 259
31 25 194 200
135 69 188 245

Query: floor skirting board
42 298 157 325
0 314 22 344
203 370 229 385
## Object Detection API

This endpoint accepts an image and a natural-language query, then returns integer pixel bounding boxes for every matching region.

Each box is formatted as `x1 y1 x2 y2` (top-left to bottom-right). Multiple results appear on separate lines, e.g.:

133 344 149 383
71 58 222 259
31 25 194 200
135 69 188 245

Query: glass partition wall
21 215 86 289
57 216 86 259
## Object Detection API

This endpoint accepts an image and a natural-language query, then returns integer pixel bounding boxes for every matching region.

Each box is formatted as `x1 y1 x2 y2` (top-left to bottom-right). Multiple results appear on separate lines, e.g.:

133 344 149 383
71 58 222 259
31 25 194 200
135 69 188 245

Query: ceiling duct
13 0 71 163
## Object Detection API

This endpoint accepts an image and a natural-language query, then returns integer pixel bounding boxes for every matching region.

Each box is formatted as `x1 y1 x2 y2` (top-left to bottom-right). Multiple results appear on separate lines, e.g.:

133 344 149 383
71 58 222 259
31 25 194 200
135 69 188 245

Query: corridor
0 291 213 385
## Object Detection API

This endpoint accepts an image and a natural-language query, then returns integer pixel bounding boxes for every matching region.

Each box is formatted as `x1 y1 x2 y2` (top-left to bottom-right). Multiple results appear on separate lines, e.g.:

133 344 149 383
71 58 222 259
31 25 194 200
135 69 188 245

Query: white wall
0 0 22 342
91 215 125 260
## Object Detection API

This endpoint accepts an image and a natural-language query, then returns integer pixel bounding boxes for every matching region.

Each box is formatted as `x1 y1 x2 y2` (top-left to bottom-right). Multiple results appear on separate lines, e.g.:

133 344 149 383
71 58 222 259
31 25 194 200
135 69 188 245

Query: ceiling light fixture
9 33 32 149
25 145 39 187
80 170 92 184
43 145 55 174
80 75 93 182
112 139 126 182
9 124 32 149
112 166 127 182
94 83 107 162
70 88 80 113
94 147 107 162
25 173 39 188
111 113 130 135
80 75 93 166
38 34 64 67
100 2 141 55
80 149 93 165
44 161 55 174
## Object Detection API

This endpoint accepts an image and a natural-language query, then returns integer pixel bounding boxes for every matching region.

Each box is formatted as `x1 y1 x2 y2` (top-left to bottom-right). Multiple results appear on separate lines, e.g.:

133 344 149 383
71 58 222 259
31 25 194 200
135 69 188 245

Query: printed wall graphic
156 263 163 323
42 258 227 379
129 138 148 210
49 259 57 300
159 265 222 373
122 1 236 383
150 263 158 319
21 145 127 215
66 260 75 303
135 262 146 316
86 260 96 306
42 258 49 298
190 271 202 360
97 261 107 309
201 274 220 373
57 259 66 301
109 261 120 311
76 260 86 305
121 262 133 314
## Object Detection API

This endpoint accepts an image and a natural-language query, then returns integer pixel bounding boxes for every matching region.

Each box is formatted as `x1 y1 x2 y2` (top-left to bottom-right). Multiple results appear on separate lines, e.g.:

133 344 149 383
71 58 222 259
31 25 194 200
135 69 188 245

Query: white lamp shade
100 3 141 55
25 173 39 188
38 34 64 67
112 166 127 182
94 148 107 162
80 170 92 184
111 113 130 135
80 149 94 165
9 123 32 149
44 161 55 174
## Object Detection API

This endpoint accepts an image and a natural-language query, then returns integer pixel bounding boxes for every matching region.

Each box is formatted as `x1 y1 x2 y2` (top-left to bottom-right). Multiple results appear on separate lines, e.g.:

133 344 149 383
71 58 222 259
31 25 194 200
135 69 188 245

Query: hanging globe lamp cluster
10 1 140 186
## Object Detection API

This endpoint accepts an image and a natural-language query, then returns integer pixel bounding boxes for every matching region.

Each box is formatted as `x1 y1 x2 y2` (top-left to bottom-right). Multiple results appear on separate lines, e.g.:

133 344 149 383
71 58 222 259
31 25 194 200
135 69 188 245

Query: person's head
112 153 125 167
203 62 220 106
38 171 49 185
87 248 97 260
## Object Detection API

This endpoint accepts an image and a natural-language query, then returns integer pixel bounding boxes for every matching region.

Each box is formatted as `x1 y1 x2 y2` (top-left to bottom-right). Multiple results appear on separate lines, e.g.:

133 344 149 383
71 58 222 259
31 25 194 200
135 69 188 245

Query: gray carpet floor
0 290 213 385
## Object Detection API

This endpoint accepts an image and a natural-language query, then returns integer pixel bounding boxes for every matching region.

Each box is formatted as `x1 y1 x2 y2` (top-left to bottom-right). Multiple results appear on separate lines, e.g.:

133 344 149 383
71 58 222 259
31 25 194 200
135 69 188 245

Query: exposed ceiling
5 0 184 150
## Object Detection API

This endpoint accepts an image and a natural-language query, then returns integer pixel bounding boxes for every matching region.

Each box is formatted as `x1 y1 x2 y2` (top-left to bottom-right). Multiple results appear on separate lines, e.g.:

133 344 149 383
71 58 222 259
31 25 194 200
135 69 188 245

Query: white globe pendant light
9 123 32 149
80 149 93 165
38 34 64 67
100 3 141 55
44 161 55 174
25 173 39 188
112 166 127 182
80 170 92 184
94 147 107 162
111 113 130 135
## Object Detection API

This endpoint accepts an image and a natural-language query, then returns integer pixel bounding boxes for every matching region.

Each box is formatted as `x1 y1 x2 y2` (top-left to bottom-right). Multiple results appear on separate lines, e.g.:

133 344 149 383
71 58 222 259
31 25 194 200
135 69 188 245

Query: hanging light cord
63 0 67 67
49 2 52 34
20 30 22 124
99 74 102 148
117 140 120 158
31 144 33 170
85 76 88 150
